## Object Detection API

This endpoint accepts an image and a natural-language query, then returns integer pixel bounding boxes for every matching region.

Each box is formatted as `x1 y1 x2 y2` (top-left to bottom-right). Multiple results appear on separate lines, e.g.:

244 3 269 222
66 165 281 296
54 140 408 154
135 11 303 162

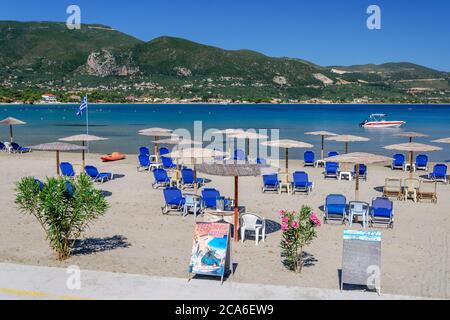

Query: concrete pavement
0 263 425 300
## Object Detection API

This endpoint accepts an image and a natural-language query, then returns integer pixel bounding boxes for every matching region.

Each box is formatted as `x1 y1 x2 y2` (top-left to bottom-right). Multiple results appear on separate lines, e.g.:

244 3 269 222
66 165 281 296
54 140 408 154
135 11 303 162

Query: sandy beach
0 151 449 299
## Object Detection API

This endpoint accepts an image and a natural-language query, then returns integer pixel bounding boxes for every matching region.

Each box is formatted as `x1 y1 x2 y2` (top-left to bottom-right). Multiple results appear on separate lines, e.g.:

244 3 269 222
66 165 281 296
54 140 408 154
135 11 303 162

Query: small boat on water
360 114 405 128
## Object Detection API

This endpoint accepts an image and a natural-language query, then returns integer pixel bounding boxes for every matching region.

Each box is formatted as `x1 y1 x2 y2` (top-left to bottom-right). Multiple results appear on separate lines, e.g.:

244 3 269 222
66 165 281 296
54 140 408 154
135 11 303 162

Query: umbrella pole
409 151 414 178
9 125 13 143
194 159 197 194
355 163 360 200
321 135 324 160
345 142 349 154
245 138 249 161
56 150 60 176
234 176 239 242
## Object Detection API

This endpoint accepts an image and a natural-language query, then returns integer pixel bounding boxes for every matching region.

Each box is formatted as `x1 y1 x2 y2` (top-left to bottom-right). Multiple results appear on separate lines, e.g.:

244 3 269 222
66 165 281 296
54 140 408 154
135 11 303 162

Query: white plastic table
339 171 353 181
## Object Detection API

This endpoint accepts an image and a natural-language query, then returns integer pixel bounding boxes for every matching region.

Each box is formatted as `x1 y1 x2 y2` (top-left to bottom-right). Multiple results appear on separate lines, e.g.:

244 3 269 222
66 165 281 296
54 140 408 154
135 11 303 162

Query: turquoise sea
1 104 450 161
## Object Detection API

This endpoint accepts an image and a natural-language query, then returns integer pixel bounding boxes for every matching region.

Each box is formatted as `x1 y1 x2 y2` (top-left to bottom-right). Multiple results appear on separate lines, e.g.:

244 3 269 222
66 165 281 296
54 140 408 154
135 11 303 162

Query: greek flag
76 96 88 116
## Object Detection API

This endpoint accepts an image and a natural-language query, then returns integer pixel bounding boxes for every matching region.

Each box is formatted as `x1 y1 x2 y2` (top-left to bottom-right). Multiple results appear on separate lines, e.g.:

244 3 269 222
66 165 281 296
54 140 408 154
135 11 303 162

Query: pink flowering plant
279 206 321 273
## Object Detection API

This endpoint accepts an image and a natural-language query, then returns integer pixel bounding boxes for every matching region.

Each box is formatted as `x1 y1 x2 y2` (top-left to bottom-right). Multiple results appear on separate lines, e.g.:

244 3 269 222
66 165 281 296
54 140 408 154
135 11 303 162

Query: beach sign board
188 222 233 283
341 229 381 295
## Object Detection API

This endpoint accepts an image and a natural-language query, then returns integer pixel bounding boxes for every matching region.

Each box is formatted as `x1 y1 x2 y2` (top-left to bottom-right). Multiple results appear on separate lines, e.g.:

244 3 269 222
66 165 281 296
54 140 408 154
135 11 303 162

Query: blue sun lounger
162 187 185 214
181 168 204 189
233 149 247 161
328 151 339 157
161 156 177 169
60 162 76 178
139 147 150 156
392 153 405 170
152 168 171 189
428 164 448 183
353 164 367 181
137 154 161 172
292 171 313 194
85 165 113 183
324 162 339 179
324 194 347 224
11 142 31 153
304 151 315 167
201 188 232 209
262 173 279 193
370 197 394 228
415 154 429 171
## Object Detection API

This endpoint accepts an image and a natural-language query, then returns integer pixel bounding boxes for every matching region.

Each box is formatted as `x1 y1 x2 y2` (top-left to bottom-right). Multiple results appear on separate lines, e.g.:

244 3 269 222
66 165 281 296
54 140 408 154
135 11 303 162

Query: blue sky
1 0 449 71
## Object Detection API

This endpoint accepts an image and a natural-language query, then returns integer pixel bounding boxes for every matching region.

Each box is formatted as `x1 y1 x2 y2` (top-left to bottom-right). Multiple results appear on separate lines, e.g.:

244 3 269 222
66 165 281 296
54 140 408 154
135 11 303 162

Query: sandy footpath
0 151 449 298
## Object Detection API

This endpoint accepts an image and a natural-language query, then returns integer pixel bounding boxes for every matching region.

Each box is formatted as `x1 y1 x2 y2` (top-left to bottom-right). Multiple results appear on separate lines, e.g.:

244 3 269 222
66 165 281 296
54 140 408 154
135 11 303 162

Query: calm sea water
1 104 450 161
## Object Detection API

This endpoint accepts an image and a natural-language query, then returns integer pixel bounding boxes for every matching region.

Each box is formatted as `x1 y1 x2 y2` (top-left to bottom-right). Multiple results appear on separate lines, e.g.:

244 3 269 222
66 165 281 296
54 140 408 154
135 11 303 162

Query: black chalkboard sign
341 230 381 295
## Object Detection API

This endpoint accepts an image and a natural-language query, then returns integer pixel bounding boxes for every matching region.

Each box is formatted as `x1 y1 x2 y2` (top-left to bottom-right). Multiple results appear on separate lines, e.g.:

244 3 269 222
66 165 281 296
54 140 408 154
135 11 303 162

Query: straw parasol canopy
139 128 173 159
59 134 108 168
384 142 442 175
305 131 337 160
325 134 370 154
28 142 86 175
0 117 26 142
228 130 269 157
165 147 228 193
432 137 450 144
324 152 392 199
157 136 202 146
261 139 313 174
197 162 266 241
396 131 429 142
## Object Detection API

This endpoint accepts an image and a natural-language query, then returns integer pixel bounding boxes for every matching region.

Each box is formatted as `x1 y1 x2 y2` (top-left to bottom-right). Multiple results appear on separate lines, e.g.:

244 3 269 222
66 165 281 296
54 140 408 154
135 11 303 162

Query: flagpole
86 94 89 154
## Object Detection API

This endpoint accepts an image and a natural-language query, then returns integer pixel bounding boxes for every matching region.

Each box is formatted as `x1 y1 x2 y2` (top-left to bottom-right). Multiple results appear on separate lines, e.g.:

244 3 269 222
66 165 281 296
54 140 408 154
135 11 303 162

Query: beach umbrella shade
0 117 26 142
59 134 108 168
395 132 429 166
324 152 392 199
157 137 203 180
196 163 266 241
165 147 228 193
138 128 173 159
260 139 313 174
325 134 370 154
305 131 337 160
384 142 442 176
228 131 269 158
213 129 246 155
432 137 450 144
27 142 86 175
396 132 429 143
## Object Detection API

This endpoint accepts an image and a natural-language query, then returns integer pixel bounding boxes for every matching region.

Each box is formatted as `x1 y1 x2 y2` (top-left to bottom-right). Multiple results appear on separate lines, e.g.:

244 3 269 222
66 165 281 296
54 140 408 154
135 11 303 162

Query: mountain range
1 21 449 103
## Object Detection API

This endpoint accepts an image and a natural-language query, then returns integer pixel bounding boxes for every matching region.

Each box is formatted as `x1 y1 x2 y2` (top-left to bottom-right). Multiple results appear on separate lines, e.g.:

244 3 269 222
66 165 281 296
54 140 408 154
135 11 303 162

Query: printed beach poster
189 223 230 277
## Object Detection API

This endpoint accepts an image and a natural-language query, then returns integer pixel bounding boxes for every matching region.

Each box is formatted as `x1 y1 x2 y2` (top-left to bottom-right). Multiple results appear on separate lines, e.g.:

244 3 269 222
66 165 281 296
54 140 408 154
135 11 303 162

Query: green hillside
0 21 449 103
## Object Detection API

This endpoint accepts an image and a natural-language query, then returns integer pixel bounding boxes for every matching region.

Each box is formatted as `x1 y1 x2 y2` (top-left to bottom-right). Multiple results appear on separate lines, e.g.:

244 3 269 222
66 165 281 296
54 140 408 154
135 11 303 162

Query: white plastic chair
4 142 12 153
240 213 266 245
183 194 202 219
348 201 369 228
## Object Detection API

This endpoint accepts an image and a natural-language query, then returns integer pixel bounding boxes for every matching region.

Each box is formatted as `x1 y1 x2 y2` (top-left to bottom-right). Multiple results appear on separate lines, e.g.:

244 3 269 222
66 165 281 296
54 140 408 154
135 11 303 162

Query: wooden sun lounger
417 180 437 203
383 178 403 200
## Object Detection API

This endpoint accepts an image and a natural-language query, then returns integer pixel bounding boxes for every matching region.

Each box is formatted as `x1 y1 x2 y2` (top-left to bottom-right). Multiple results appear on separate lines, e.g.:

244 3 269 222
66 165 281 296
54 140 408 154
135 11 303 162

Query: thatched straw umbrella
324 152 392 199
138 128 173 160
396 132 429 143
0 117 26 142
213 129 246 156
325 134 370 154
395 132 429 166
384 142 442 176
305 131 337 160
261 139 313 174
197 163 265 242
432 137 450 144
228 131 268 158
59 134 108 168
27 142 86 175
165 147 227 192
157 137 203 181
